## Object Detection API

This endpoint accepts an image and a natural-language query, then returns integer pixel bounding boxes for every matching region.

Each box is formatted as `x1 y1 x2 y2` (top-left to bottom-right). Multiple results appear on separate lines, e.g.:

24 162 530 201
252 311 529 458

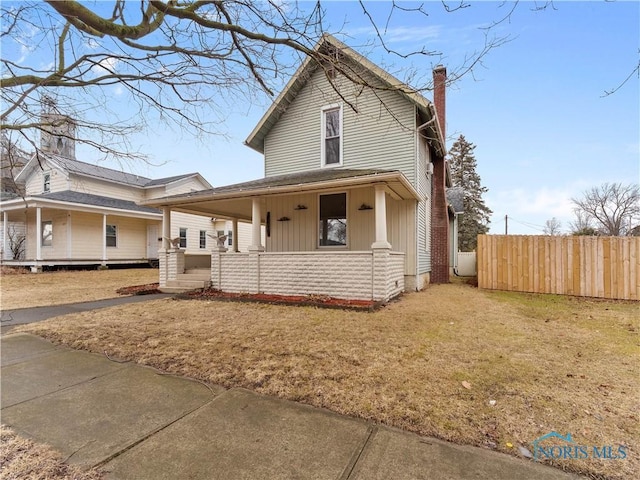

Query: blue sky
6 1 640 235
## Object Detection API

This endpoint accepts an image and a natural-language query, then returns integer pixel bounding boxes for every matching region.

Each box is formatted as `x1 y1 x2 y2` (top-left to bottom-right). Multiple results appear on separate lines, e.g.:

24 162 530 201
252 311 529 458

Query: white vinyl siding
24 165 68 195
386 199 416 276
164 177 208 196
69 176 144 203
25 210 69 260
103 217 147 259
0 221 26 260
171 212 217 254
264 67 416 184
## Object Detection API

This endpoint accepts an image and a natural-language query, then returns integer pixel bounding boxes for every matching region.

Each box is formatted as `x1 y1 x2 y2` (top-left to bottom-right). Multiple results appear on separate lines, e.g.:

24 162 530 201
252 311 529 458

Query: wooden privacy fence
477 235 639 300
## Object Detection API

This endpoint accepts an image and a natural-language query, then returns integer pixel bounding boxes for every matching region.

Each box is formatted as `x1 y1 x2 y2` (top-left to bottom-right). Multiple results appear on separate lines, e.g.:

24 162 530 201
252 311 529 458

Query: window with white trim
41 221 52 247
43 172 51 193
179 228 187 248
319 193 347 247
199 230 206 249
321 105 342 166
106 224 117 247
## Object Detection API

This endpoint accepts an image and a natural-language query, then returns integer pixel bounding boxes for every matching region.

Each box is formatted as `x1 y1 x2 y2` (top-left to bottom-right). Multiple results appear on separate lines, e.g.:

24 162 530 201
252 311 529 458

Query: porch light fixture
294 204 307 210
277 216 290 221
358 203 373 210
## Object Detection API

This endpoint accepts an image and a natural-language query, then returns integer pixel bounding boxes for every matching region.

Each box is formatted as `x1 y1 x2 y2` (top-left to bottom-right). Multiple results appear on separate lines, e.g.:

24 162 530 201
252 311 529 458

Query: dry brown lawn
18 283 639 479
0 268 158 310
0 426 103 480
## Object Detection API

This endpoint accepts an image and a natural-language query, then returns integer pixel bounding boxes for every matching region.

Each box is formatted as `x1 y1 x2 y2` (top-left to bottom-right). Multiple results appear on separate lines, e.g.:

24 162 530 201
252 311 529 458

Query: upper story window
179 228 187 248
199 230 206 249
43 172 51 193
321 105 342 167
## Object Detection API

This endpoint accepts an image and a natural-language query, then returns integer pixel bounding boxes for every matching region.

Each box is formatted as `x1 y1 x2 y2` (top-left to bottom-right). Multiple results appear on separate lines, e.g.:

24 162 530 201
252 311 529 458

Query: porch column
372 185 391 249
162 207 171 249
66 212 72 259
36 207 42 261
2 211 8 260
249 198 264 252
232 218 239 253
102 214 107 262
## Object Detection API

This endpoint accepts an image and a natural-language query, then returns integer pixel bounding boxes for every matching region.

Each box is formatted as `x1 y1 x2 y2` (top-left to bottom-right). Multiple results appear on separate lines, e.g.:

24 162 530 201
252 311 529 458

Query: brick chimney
430 65 449 284
433 65 446 144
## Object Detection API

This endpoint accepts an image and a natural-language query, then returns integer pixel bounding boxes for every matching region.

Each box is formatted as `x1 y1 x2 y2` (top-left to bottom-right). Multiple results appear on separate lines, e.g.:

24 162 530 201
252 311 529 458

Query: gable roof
16 152 210 189
245 34 444 155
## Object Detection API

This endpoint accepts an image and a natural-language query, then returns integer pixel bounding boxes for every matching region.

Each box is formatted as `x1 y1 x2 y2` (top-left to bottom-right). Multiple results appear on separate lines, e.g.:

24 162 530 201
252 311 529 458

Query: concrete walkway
1 333 582 480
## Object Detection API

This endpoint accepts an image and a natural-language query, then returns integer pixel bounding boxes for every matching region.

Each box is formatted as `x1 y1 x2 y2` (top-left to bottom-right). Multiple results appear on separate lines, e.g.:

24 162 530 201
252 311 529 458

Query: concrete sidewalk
1 333 582 480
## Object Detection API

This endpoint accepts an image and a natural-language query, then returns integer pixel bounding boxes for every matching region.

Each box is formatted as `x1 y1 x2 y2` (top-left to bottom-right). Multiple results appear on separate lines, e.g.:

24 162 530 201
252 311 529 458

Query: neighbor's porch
151 169 418 302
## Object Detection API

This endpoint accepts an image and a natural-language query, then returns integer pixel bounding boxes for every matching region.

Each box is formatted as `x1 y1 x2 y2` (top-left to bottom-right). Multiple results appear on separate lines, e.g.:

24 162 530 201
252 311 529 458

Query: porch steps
160 268 211 293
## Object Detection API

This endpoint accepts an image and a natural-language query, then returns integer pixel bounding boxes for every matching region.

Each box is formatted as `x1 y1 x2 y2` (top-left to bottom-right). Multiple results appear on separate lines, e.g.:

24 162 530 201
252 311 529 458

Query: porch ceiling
143 168 420 221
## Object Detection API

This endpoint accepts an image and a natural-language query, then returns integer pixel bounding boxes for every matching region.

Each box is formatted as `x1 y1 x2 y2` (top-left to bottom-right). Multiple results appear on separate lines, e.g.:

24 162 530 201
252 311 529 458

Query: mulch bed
177 288 383 311
116 283 161 296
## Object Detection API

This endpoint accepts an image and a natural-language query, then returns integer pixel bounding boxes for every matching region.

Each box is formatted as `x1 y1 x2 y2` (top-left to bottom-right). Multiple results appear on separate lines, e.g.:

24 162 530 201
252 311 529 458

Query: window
199 230 206 249
319 193 347 247
321 105 342 166
179 228 187 248
227 230 233 247
41 221 52 247
106 224 117 247
43 173 51 193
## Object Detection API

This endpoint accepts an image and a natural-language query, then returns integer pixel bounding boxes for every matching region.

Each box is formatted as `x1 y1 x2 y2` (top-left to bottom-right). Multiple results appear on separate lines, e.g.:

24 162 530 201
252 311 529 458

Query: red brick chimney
430 65 449 284
433 65 446 144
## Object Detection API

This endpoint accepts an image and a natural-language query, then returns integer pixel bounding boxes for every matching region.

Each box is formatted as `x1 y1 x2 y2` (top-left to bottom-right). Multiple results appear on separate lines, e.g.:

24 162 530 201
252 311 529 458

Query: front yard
14 280 639 479
0 268 158 310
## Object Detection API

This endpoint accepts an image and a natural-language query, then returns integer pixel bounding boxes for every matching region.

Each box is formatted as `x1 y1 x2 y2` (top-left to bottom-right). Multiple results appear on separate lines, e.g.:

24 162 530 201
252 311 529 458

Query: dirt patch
180 288 380 311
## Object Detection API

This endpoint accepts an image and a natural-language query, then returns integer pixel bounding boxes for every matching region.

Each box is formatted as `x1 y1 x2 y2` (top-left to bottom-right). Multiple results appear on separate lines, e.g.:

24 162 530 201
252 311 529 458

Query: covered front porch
149 169 417 302
0 193 162 271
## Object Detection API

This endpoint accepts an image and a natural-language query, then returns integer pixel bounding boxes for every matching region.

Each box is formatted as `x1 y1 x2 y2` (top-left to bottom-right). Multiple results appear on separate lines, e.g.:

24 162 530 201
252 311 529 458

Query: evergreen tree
447 135 492 251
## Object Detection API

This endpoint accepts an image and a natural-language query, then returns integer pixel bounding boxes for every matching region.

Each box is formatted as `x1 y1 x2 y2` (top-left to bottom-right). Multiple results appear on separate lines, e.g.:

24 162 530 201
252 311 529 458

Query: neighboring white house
0 116 254 271
144 34 456 301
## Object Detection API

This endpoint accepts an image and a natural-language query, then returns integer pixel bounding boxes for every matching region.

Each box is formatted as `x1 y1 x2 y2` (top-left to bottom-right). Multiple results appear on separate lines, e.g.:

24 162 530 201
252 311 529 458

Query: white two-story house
145 34 453 301
0 114 254 272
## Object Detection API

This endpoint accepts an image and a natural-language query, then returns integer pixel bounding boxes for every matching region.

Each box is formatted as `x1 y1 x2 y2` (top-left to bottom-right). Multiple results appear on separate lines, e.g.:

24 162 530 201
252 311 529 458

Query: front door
147 224 160 259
